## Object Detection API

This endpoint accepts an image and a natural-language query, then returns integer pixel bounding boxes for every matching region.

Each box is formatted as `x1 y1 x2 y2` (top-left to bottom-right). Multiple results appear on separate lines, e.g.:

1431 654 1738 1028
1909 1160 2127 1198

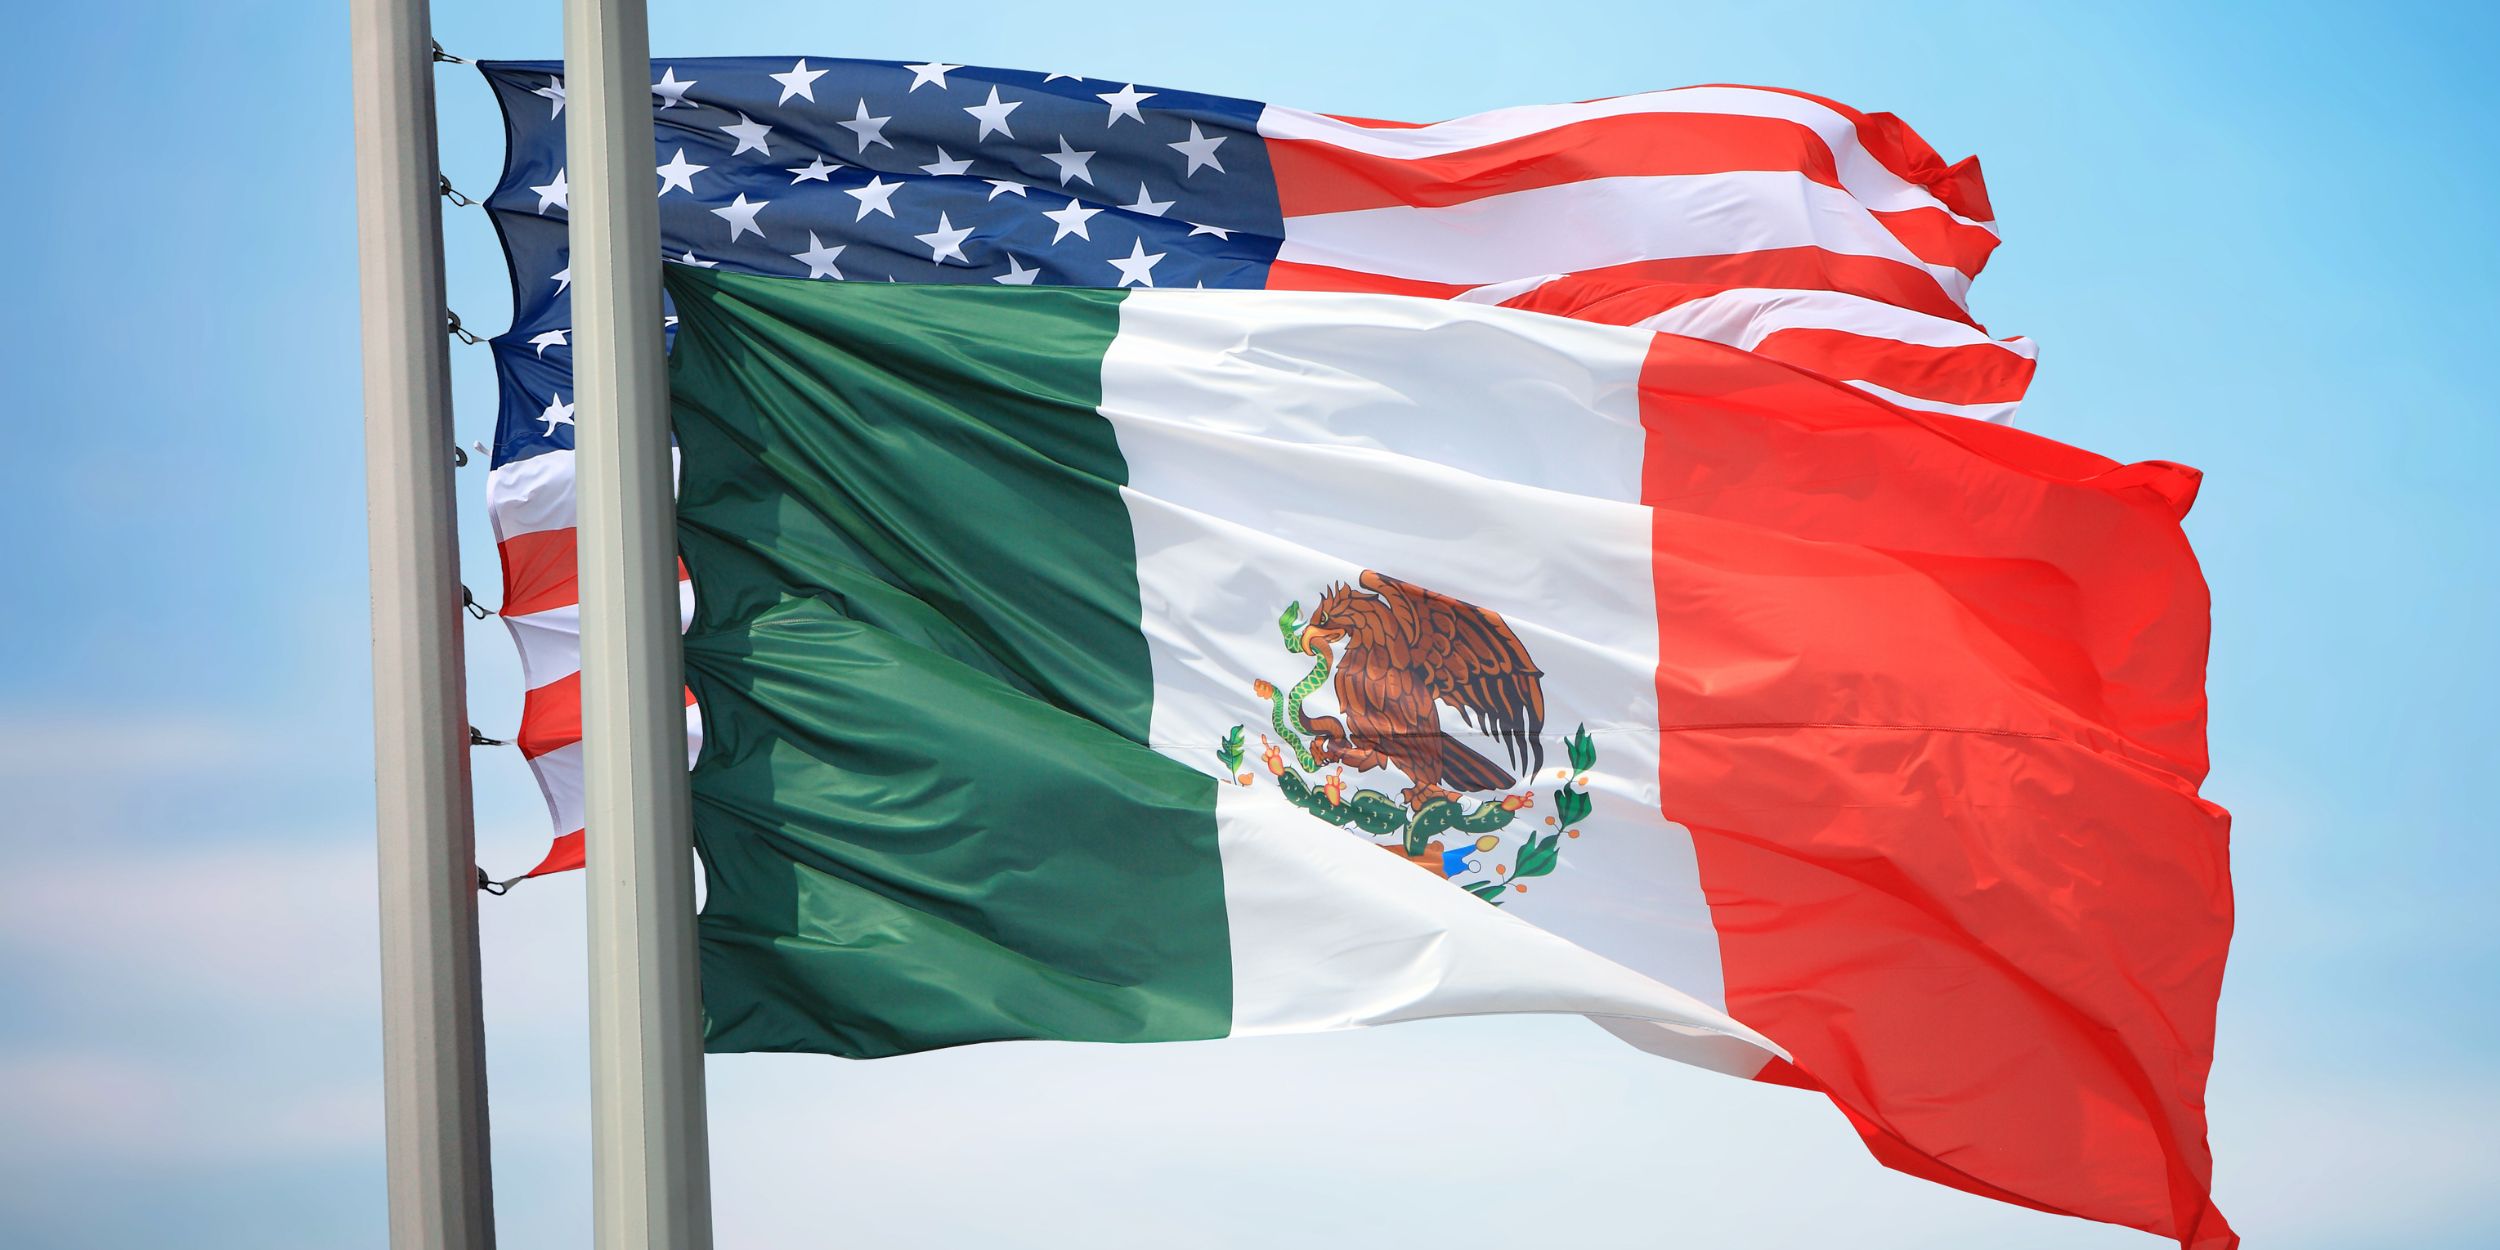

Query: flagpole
349 0 498 1246
562 0 716 1246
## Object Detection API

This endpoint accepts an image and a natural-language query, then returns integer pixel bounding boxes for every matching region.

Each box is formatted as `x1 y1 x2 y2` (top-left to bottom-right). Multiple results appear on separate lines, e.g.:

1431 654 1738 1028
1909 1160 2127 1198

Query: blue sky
3 1 2494 1245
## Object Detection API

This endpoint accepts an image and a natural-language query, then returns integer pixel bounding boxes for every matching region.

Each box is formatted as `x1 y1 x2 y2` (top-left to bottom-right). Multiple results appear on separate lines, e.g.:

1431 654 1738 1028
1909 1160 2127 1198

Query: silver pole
349 0 497 1246
562 0 715 1246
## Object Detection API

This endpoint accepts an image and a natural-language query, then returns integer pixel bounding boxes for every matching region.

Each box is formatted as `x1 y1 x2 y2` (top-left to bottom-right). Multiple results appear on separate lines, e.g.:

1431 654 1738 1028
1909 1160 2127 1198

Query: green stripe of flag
668 268 1231 1055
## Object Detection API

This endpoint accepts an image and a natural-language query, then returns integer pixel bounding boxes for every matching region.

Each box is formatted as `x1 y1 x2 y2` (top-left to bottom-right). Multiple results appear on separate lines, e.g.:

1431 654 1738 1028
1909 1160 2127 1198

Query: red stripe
498 527 579 619
1699 83 1996 222
1634 335 2229 1245
1270 111 1846 218
1262 261 1485 299
1319 112 1426 129
517 670 697 762
498 524 691 619
528 830 584 877
1871 206 1999 277
1750 327 2035 407
1493 250 1981 329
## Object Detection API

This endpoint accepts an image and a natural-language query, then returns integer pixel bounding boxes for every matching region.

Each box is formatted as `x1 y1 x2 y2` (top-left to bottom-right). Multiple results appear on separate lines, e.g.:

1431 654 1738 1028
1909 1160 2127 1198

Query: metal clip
468 726 510 748
446 311 483 346
439 176 477 208
431 40 469 65
462 586 494 620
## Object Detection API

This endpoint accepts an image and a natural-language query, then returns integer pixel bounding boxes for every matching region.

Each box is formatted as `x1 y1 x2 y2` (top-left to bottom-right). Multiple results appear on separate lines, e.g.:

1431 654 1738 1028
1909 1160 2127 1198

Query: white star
538 393 575 436
903 62 960 91
720 112 773 156
533 75 565 117
1121 182 1172 217
920 147 974 177
1042 135 1096 185
837 100 892 151
845 175 902 220
711 193 768 242
528 329 569 356
656 149 706 196
1168 122 1226 176
985 179 1029 200
531 168 568 213
551 265 571 293
771 58 827 104
1097 83 1155 125
1107 238 1165 288
914 212 975 264
1042 197 1101 243
791 232 846 279
786 154 839 184
964 86 1020 141
676 251 718 268
1187 222 1231 239
994 256 1040 285
651 67 696 109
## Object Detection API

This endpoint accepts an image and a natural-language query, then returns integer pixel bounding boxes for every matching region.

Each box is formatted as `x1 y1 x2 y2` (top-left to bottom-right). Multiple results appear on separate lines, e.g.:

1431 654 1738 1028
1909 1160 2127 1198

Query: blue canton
480 57 1284 469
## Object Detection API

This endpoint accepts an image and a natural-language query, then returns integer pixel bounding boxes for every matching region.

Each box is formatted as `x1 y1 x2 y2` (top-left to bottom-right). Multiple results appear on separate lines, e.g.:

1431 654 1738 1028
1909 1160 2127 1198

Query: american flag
477 57 2030 877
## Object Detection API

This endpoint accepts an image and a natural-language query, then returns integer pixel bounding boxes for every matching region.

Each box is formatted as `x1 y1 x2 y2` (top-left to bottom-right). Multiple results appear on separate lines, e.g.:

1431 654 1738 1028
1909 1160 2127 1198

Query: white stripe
527 739 584 835
501 579 697 691
1630 288 2035 357
487 447 681 542
1277 173 1973 305
525 707 705 837
1101 290 1737 1028
1215 781 1778 1076
1844 378 2021 424
1257 86 1995 233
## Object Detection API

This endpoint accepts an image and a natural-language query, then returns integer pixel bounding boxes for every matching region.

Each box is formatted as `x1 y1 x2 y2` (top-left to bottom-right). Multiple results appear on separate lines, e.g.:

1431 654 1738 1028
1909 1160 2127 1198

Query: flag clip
446 311 483 346
462 586 495 620
468 726 510 748
451 443 469 468
439 176 477 209
476 867 526 896
431 40 469 66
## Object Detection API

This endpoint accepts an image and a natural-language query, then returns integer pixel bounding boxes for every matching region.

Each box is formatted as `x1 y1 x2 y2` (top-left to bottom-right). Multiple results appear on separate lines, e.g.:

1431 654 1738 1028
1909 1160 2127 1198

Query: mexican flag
667 266 2233 1247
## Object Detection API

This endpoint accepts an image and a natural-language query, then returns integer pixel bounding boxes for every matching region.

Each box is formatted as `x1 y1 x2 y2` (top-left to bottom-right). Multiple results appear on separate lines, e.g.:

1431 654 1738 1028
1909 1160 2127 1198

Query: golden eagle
1296 570 1546 810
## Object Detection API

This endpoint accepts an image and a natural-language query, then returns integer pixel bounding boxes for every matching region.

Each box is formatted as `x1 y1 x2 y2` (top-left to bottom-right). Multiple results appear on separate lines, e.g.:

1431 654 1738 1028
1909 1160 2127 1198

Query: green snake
1261 601 1332 772
1258 599 1516 853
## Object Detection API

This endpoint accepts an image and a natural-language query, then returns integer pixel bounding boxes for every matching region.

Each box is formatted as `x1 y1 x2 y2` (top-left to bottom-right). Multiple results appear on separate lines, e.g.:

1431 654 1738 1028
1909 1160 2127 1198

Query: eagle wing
1359 569 1547 780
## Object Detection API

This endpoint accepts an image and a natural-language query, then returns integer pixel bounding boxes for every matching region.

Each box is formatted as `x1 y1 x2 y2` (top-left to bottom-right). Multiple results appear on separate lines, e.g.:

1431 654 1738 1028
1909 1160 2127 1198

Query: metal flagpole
349 0 498 1246
562 0 716 1245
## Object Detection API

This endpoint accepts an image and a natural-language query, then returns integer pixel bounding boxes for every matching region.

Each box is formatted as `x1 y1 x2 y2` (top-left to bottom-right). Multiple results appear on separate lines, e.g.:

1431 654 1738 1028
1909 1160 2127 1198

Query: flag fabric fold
475 57 2031 878
663 266 2231 1247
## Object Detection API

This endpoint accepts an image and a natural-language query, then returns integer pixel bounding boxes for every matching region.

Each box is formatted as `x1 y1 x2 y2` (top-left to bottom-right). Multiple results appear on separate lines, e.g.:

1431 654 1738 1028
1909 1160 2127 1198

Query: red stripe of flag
499 524 692 620
1634 335 2230 1246
1487 250 1984 329
517 670 698 763
1268 111 1848 218
1700 83 1997 222
1750 327 2036 406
